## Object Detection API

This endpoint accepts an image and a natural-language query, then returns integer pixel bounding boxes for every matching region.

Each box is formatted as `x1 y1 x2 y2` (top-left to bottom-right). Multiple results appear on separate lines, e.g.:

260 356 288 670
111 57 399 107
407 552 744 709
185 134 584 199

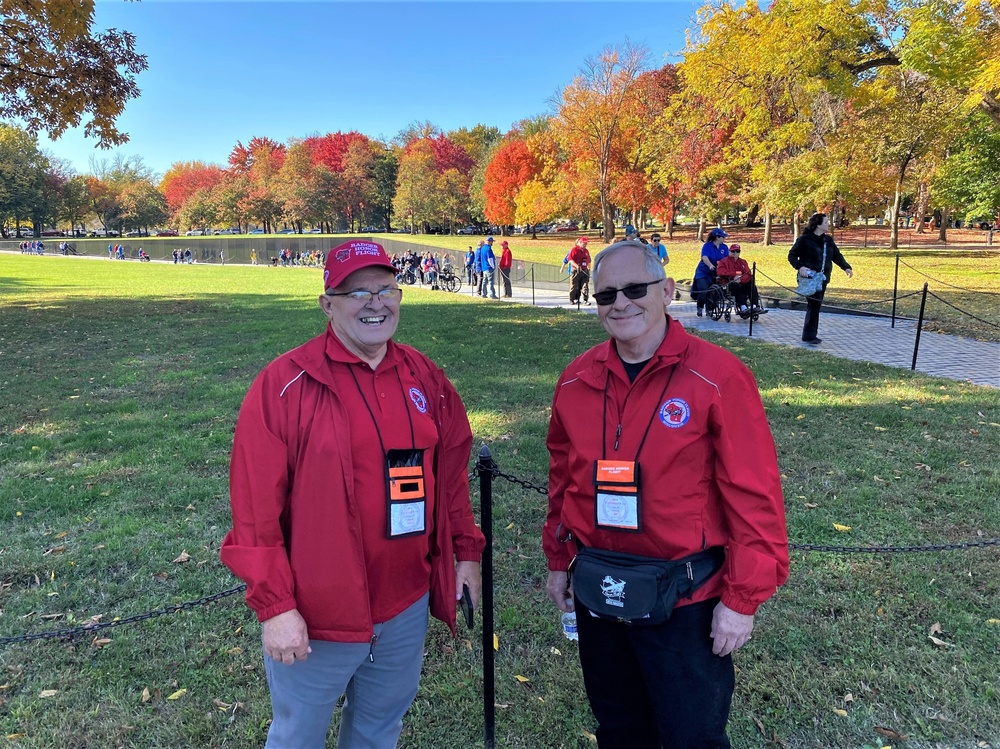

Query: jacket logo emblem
659 398 691 428
335 248 351 262
409 387 428 413
601 576 626 607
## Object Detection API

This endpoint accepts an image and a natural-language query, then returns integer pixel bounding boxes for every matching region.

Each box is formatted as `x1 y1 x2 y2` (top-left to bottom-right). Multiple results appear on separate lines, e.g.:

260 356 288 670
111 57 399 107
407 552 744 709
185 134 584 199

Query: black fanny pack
570 545 724 625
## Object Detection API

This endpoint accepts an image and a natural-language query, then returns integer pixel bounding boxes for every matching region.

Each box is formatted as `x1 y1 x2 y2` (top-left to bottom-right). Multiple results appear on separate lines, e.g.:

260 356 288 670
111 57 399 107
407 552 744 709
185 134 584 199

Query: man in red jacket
544 240 788 749
499 239 513 297
221 239 485 748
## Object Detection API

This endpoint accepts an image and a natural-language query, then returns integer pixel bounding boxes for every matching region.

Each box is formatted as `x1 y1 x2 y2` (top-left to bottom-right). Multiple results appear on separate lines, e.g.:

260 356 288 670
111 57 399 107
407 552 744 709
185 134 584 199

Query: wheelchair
704 279 766 323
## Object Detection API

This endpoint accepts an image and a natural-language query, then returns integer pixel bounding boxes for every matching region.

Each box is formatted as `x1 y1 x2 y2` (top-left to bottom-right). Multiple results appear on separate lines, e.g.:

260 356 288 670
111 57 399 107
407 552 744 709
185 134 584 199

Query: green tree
118 180 168 234
0 0 147 148
0 124 49 236
933 111 1000 224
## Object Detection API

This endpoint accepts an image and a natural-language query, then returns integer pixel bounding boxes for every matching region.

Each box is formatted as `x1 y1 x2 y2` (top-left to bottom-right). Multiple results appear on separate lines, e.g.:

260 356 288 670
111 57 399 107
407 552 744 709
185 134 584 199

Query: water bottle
561 611 578 641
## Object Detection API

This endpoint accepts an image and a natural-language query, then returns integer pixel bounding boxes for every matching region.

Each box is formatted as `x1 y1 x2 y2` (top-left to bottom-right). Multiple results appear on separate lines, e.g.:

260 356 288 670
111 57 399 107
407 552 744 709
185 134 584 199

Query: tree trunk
889 186 903 250
938 206 949 242
792 214 800 238
763 212 773 246
745 204 759 227
696 216 706 243
914 181 930 233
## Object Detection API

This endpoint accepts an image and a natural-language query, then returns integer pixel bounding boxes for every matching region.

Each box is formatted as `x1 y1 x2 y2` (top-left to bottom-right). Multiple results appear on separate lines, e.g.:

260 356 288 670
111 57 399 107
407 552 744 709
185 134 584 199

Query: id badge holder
385 448 426 538
593 459 641 532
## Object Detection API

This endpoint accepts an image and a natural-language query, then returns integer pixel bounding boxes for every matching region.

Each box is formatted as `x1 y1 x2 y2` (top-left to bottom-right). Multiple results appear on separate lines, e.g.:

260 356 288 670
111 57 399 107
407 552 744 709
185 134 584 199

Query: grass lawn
0 253 998 748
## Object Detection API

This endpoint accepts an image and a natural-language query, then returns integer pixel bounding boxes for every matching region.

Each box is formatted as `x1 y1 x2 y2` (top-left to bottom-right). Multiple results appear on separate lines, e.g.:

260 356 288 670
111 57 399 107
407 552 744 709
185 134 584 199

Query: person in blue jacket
691 228 729 317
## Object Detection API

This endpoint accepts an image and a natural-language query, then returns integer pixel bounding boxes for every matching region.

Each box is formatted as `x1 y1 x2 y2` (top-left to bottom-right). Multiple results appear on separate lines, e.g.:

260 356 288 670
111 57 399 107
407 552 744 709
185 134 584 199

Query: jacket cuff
720 592 760 616
255 597 298 623
455 550 482 563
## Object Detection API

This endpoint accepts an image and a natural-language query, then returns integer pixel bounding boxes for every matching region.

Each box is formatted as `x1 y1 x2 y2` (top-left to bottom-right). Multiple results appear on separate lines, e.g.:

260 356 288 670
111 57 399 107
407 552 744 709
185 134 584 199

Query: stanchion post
891 254 899 328
531 266 535 307
749 262 757 337
476 445 496 749
911 282 928 370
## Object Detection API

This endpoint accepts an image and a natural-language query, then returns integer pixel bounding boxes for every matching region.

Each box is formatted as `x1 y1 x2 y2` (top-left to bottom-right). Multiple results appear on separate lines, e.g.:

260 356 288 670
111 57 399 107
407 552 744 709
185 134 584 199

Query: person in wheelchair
715 244 760 316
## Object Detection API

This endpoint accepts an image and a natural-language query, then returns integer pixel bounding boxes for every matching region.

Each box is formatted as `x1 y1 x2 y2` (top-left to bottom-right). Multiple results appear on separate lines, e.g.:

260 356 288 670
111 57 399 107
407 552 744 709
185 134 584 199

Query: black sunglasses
593 279 663 306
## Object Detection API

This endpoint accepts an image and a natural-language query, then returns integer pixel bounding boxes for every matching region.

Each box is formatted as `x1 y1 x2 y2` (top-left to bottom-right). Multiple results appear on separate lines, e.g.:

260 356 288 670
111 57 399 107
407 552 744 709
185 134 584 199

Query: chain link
0 585 246 647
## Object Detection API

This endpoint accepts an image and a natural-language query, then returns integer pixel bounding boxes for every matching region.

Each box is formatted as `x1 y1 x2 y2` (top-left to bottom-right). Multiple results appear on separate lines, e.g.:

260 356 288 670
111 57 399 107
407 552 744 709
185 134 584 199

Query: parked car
248 228 265 234
184 229 203 236
125 230 144 237
457 225 478 235
276 228 295 234
153 229 178 237
555 222 580 233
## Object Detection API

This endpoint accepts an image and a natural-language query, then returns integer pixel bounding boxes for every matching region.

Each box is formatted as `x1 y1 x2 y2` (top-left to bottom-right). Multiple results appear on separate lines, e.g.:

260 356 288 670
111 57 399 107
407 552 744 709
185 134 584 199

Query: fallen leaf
514 675 530 683
796 414 806 420
874 426 887 431
213 698 232 711
833 523 852 532
505 522 515 530
804 503 818 509
141 687 150 703
92 637 112 648
874 726 908 740
929 622 943 636
167 688 187 700
227 647 243 655
550 647 562 656
38 689 58 698
6 735 27 740
581 728 597 742
843 692 854 703
53 531 68 539
493 632 499 651
928 635 954 647
172 551 191 564
831 707 848 716
986 619 1000 625
185 504 196 511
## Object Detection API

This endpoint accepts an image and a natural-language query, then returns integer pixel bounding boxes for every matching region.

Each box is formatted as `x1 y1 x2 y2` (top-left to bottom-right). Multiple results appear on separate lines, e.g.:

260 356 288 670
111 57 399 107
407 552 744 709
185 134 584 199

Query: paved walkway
489 282 1000 388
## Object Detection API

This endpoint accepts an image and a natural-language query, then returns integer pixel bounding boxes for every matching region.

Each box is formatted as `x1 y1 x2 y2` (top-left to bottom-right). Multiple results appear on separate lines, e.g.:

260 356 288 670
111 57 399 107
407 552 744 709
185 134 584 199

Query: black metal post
531 266 535 307
476 445 496 749
891 254 899 328
749 262 757 337
911 282 928 371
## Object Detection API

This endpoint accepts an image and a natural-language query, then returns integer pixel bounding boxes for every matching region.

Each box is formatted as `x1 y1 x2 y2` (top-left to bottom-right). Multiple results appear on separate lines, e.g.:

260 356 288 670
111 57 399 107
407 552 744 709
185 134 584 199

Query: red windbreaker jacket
544 318 789 615
221 330 485 641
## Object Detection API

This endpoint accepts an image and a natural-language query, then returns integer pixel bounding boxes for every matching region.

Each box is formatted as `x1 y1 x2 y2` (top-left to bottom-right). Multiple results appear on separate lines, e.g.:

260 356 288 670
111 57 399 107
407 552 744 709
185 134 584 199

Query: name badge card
593 459 641 532
385 449 427 539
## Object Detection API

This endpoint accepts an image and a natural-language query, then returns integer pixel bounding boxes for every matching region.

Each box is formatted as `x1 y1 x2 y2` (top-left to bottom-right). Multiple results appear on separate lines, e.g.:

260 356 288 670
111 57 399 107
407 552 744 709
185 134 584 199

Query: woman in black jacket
787 212 854 344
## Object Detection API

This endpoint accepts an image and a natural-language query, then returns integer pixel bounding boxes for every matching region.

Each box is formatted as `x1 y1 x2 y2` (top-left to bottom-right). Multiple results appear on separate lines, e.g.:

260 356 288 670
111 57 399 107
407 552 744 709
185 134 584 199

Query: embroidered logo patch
601 576 626 607
659 398 691 428
408 387 428 413
335 248 351 262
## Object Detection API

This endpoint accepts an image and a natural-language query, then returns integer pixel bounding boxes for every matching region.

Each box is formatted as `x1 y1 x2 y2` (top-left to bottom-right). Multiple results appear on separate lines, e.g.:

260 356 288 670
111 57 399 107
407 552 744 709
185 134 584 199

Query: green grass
0 254 998 748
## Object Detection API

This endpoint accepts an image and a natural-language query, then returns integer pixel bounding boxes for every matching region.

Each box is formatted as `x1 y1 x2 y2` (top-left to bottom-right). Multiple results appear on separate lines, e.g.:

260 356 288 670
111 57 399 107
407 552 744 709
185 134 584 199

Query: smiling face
595 245 675 361
318 266 400 365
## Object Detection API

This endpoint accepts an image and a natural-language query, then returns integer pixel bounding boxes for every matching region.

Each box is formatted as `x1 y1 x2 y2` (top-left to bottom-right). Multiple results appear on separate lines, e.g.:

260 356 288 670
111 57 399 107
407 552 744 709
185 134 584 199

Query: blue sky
39 1 700 178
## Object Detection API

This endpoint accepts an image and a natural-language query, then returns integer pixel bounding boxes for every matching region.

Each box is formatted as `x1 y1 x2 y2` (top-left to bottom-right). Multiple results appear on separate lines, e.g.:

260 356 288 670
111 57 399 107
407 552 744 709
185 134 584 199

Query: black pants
690 277 714 310
802 284 827 340
500 268 512 297
570 269 590 304
576 598 734 749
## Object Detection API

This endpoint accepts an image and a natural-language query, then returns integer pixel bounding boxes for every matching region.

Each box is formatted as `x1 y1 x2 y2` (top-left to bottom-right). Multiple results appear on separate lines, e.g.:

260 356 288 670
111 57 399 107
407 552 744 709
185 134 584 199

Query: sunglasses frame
593 279 663 306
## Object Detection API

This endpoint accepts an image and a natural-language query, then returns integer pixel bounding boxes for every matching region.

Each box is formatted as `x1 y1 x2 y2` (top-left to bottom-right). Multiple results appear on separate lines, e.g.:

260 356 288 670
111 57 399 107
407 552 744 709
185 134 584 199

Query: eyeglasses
326 287 402 303
593 279 663 306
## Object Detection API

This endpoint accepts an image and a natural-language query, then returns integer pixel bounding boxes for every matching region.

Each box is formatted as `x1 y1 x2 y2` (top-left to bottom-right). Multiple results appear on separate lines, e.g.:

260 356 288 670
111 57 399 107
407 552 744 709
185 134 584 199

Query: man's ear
663 278 676 308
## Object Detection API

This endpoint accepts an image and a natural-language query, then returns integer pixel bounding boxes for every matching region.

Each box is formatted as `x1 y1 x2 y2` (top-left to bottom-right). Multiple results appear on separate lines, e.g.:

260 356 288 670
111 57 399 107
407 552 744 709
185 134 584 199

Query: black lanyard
601 363 677 459
347 364 417 453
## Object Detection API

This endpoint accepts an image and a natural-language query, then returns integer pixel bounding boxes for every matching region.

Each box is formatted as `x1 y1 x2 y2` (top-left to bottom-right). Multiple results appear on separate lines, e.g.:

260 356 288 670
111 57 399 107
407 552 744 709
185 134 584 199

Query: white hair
591 241 666 289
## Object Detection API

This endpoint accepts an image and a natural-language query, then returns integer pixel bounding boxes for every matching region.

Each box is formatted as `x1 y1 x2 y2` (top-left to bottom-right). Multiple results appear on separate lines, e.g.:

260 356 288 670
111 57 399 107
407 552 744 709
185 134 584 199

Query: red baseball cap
501 240 509 247
578 236 589 244
323 240 396 290
729 243 742 252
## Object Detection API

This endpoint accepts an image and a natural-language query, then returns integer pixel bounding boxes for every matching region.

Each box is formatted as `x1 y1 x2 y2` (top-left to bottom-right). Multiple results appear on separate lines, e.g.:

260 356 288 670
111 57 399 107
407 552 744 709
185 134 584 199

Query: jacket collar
580 315 689 388
289 325 400 390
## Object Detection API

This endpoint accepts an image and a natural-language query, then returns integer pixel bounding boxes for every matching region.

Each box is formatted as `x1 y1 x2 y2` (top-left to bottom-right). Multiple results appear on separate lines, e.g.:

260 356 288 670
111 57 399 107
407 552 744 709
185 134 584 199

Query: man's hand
545 571 575 613
710 602 754 657
845 268 854 278
262 609 312 665
456 560 482 610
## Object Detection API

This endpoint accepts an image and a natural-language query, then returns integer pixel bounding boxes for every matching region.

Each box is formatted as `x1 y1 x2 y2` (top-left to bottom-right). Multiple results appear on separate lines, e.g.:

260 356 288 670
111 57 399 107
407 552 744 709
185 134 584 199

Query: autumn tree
229 137 286 232
483 138 541 228
393 140 437 232
61 174 92 234
553 42 649 242
0 0 147 148
160 161 226 217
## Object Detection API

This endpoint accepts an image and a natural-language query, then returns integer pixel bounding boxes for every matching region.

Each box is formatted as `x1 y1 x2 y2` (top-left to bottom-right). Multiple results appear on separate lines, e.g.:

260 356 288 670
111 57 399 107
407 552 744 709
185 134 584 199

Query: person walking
544 240 788 749
787 212 853 345
221 240 485 749
567 237 591 306
499 240 513 298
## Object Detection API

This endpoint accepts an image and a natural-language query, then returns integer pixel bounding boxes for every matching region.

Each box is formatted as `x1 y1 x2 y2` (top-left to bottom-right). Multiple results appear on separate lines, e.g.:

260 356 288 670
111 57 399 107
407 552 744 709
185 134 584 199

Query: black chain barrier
926 289 1000 329
0 585 246 647
898 257 1000 296
4 465 996 648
